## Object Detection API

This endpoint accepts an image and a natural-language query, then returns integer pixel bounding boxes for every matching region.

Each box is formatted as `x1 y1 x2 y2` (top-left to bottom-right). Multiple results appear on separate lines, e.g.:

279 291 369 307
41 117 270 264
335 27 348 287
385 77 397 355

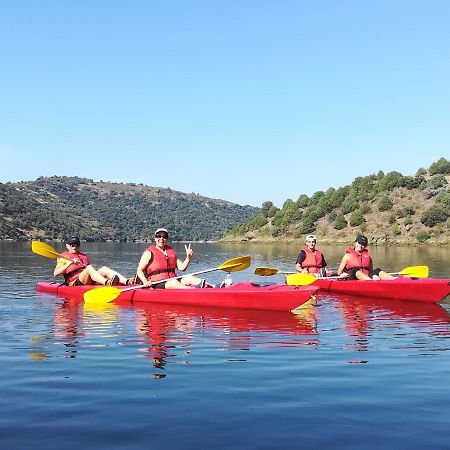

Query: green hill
222 158 450 245
0 176 258 242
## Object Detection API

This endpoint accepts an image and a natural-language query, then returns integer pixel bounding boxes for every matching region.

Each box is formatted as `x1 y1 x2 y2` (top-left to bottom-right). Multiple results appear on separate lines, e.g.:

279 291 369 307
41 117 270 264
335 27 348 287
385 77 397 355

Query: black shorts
347 267 382 280
67 278 83 286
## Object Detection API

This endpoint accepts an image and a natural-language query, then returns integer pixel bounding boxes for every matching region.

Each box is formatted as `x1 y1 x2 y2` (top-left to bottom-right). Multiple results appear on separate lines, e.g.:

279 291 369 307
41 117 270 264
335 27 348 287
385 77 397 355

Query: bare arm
295 250 307 273
136 250 153 286
177 244 193 272
53 258 71 277
337 254 349 278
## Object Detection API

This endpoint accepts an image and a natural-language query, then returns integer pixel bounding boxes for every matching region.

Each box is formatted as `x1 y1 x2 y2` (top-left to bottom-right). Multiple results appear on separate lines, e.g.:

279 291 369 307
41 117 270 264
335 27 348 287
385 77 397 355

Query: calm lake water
1 241 450 449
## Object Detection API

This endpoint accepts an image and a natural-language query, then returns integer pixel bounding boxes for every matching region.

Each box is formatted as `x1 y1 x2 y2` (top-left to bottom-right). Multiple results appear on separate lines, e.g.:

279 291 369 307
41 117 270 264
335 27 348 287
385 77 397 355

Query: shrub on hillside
392 223 401 235
341 195 358 214
416 231 431 242
421 205 449 227
399 175 425 189
350 210 365 227
334 213 347 230
429 158 450 175
378 171 403 191
378 195 393 212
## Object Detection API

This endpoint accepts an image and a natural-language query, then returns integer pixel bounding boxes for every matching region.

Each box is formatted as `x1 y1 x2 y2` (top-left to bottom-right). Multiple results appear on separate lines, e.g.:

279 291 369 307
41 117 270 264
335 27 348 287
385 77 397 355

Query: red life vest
300 248 324 274
344 246 372 275
60 251 90 283
145 245 178 281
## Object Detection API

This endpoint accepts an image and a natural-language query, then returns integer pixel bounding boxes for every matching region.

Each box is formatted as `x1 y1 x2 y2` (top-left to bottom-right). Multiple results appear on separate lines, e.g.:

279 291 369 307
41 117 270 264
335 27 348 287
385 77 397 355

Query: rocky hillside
223 158 450 245
0 176 258 241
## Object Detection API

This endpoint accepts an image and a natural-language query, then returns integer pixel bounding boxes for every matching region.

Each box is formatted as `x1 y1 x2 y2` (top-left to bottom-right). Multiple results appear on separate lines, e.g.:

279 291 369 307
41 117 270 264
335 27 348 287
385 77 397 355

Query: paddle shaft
115 263 244 295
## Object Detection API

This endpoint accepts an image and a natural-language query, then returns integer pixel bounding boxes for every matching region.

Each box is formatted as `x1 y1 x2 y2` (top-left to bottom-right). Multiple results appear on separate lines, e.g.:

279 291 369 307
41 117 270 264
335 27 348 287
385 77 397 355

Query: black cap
66 236 81 245
355 235 368 246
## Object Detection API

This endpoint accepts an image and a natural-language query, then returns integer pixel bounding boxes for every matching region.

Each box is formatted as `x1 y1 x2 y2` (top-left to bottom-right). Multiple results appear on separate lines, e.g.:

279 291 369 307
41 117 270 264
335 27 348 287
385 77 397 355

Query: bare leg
355 270 372 281
164 278 192 289
98 266 128 284
379 271 396 280
179 275 203 287
78 265 108 285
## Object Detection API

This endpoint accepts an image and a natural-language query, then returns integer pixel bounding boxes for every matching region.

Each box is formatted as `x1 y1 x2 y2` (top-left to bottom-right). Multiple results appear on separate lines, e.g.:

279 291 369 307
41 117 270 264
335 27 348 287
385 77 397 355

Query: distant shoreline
5 238 448 247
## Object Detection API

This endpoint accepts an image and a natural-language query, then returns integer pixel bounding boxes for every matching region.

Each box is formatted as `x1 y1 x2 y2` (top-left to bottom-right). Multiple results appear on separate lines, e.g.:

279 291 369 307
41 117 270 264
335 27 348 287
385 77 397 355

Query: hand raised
185 243 193 259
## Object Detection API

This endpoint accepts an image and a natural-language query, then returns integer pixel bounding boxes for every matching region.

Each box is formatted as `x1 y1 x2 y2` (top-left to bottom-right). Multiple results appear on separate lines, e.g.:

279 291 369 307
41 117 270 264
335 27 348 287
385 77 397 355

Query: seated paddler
135 228 213 289
54 236 131 286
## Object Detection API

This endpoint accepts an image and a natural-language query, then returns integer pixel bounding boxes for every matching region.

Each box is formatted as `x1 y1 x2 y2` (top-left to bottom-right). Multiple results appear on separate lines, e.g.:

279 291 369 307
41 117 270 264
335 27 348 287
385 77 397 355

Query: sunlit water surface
1 242 449 449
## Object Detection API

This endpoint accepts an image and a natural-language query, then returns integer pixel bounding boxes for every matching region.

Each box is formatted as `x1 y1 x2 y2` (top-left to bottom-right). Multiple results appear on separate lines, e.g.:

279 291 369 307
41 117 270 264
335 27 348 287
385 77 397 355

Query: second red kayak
36 281 319 312
311 277 450 303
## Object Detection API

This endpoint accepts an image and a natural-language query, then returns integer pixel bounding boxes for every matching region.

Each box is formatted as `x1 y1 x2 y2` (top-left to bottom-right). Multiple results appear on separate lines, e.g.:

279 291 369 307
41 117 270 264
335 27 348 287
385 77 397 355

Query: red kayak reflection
331 293 450 358
132 300 320 377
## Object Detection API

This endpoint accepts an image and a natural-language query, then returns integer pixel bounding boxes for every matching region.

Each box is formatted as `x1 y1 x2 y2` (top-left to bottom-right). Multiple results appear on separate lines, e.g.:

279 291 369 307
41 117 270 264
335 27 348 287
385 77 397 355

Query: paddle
254 266 339 277
83 255 252 305
32 240 66 259
32 240 78 265
390 265 429 278
285 265 429 286
254 267 294 276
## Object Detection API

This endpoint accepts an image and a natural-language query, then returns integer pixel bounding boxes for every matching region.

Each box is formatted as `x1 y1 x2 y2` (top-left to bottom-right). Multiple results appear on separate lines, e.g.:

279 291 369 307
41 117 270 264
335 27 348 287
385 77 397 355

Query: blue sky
1 1 449 207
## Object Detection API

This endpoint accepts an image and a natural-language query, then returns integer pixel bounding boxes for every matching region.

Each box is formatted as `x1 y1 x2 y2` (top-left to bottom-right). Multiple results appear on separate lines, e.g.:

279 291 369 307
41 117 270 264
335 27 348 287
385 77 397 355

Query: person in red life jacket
135 228 213 289
53 236 130 286
337 235 396 280
295 234 332 277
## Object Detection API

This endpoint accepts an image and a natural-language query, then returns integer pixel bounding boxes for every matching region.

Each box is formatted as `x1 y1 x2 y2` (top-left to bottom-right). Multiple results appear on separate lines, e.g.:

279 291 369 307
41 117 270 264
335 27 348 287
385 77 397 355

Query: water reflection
28 291 450 370
133 301 320 377
332 294 450 362
28 297 320 374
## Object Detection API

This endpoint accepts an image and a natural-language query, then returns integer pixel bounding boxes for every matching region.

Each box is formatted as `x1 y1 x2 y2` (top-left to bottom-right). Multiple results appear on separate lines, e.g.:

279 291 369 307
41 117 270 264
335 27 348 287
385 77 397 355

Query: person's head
154 228 169 246
65 236 81 251
305 234 317 247
355 235 368 249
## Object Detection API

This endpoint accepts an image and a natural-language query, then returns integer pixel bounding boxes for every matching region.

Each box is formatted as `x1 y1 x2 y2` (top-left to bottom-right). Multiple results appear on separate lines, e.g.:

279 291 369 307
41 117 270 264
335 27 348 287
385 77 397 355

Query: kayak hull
36 281 319 311
312 277 450 303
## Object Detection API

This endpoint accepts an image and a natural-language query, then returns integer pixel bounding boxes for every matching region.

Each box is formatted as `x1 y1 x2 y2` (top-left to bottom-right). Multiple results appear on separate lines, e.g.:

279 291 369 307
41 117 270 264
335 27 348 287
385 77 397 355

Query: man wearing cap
337 235 396 280
295 234 331 277
53 236 130 286
135 228 212 289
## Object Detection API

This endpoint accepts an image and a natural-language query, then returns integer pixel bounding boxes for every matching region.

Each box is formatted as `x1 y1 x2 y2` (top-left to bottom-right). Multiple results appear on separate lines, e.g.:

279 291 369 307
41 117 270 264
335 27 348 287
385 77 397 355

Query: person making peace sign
135 228 213 289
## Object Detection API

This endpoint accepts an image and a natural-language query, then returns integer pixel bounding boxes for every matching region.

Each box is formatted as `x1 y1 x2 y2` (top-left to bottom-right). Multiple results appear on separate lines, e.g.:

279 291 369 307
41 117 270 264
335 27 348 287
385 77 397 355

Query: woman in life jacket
337 235 396 281
53 236 131 286
135 228 213 289
295 234 333 277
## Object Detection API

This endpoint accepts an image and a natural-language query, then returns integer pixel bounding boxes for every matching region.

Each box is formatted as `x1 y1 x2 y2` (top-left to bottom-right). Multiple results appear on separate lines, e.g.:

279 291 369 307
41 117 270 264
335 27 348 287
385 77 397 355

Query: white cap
154 228 169 236
305 234 317 242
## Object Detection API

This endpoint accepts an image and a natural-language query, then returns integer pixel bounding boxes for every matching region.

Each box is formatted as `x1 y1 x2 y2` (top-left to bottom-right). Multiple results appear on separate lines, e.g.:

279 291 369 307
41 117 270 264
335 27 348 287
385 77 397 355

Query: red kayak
36 281 319 312
313 277 450 303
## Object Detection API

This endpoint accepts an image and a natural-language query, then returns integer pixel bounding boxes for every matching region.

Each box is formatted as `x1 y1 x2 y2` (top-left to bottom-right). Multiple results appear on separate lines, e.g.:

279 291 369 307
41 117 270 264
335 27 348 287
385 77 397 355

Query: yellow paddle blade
285 273 318 286
83 286 123 305
398 265 429 278
254 267 280 276
32 240 61 259
219 255 251 272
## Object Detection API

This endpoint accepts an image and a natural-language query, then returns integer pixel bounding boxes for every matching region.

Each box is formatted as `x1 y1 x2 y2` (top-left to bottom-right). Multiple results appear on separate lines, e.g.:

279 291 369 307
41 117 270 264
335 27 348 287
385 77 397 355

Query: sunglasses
155 234 168 239
68 243 80 247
